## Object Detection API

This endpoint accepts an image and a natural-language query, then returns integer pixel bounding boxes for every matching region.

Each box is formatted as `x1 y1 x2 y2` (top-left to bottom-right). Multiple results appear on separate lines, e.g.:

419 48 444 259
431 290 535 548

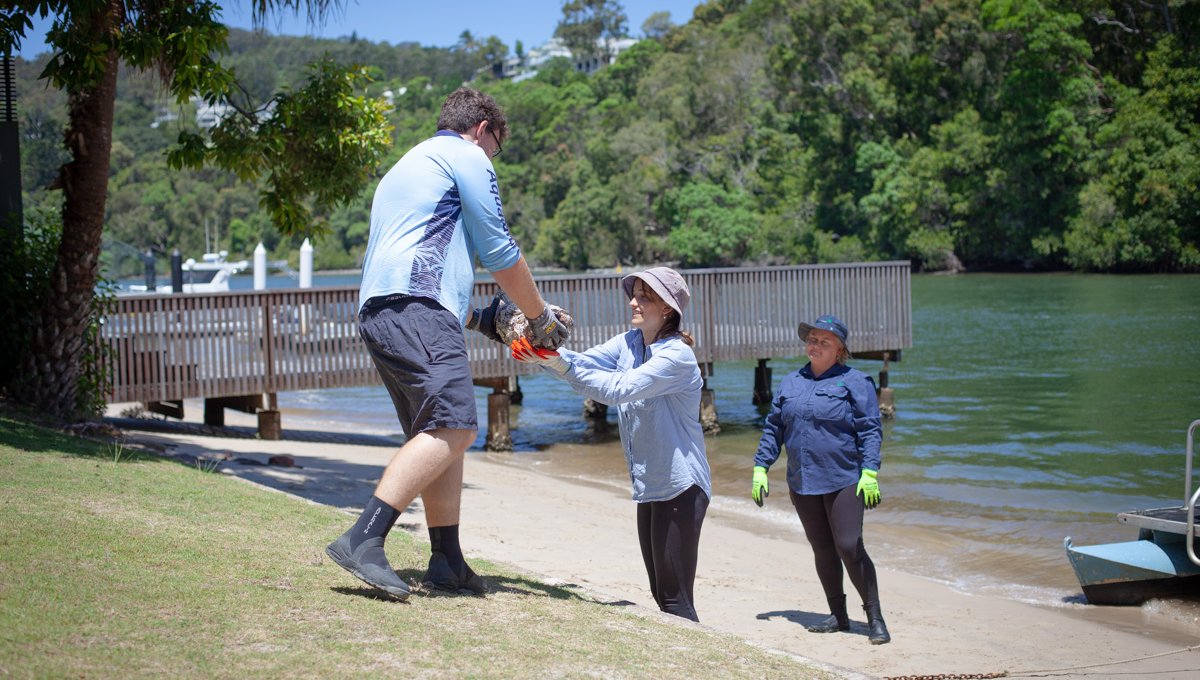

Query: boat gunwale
1118 507 1199 536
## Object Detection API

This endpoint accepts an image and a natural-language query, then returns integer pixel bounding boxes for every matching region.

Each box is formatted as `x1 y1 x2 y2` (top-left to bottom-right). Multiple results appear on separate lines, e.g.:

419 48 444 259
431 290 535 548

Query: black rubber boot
863 602 891 645
806 595 850 633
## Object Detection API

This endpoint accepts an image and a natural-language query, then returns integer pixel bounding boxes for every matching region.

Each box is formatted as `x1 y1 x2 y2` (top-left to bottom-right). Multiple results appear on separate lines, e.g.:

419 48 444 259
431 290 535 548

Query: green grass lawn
0 413 837 678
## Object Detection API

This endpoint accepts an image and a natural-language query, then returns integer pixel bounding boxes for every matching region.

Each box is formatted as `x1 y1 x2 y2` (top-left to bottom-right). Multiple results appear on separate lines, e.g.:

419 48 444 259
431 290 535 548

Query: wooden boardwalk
100 262 912 440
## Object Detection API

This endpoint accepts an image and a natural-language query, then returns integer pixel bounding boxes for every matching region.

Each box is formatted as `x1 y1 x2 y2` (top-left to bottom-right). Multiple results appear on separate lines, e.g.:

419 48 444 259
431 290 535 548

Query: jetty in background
99 262 912 448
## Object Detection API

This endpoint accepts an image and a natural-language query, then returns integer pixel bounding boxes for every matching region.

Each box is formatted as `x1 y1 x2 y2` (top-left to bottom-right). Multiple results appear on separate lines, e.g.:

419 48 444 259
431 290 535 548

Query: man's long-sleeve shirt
359 130 521 321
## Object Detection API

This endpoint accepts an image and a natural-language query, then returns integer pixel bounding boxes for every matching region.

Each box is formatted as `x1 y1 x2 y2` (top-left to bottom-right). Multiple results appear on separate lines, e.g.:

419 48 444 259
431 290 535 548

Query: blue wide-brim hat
797 314 849 349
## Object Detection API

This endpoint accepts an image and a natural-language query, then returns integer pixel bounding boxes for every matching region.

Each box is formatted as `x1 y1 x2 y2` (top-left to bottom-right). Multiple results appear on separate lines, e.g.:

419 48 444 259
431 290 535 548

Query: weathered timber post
700 362 719 435
752 358 773 405
582 397 610 433
509 375 523 405
142 250 155 290
258 392 282 440
583 398 607 421
257 295 282 439
170 249 183 293
878 352 895 419
475 377 512 451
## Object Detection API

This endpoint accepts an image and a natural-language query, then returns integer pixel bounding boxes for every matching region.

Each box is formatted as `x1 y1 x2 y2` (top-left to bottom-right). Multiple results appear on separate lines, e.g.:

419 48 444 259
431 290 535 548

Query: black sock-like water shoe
326 533 410 601
422 551 489 595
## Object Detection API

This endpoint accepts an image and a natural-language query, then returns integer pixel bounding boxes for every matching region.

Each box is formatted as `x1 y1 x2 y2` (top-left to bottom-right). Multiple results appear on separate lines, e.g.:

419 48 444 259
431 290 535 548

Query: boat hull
1065 535 1200 605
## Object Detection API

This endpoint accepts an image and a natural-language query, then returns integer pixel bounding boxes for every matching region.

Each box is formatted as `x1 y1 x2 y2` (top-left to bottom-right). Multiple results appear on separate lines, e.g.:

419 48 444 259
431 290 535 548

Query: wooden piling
475 378 513 451
258 392 281 439
487 393 512 451
878 353 895 419
583 398 608 420
753 358 773 405
257 410 282 439
700 363 720 434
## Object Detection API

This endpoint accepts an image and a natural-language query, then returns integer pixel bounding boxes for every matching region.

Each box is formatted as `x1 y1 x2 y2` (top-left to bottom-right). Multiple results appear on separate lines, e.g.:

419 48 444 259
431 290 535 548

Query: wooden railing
100 262 911 404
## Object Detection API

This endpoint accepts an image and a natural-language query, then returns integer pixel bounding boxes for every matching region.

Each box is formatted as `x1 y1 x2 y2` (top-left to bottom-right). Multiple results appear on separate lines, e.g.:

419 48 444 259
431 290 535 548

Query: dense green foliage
16 0 1200 273
3 1 400 420
0 208 113 416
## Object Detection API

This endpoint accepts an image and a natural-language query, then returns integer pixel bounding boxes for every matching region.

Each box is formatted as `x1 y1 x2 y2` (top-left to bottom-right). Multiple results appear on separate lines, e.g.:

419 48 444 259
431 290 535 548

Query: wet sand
109 404 1200 679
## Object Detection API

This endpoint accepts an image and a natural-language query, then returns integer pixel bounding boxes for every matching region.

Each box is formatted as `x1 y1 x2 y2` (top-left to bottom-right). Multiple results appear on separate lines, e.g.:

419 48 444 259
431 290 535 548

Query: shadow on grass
104 416 404 447
756 609 873 640
0 409 163 465
475 574 601 602
94 421 498 512
331 585 411 603
327 572 596 604
328 570 620 606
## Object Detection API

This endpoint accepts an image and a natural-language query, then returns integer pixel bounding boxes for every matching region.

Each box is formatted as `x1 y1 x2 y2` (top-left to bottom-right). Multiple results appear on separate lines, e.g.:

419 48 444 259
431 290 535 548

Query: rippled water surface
268 272 1200 610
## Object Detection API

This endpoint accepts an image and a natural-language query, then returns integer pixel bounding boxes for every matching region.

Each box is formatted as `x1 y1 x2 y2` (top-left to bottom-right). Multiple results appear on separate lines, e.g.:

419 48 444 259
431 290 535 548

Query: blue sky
13 1 703 59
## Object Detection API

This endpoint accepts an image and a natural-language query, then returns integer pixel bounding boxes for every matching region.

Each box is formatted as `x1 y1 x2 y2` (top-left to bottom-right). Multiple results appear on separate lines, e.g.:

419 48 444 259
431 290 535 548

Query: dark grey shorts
358 295 478 438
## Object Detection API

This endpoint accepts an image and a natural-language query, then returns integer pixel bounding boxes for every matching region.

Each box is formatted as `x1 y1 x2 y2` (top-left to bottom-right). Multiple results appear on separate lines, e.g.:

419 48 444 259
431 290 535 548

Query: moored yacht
123 251 249 294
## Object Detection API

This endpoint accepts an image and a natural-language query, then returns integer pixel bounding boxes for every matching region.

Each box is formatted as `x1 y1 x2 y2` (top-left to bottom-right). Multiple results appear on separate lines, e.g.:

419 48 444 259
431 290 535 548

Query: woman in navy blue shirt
751 315 890 644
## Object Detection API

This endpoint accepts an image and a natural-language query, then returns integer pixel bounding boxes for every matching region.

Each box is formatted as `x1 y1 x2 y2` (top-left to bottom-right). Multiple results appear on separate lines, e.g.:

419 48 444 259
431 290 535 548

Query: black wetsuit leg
791 484 879 607
636 484 709 621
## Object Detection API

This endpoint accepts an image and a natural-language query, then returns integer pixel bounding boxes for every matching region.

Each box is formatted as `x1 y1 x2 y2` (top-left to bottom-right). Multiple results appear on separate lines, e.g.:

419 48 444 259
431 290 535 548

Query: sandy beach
110 406 1200 679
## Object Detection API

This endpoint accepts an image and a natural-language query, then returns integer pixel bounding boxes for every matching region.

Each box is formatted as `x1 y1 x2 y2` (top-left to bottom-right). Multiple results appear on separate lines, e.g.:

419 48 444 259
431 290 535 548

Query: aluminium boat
1064 419 1200 605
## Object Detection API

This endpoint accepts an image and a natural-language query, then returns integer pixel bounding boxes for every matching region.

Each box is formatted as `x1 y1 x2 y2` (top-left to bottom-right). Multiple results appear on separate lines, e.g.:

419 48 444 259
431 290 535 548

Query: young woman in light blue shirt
514 267 712 621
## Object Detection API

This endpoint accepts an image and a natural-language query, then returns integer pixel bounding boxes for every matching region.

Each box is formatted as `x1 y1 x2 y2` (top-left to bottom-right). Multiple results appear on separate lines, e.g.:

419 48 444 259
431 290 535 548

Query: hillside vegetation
16 0 1200 273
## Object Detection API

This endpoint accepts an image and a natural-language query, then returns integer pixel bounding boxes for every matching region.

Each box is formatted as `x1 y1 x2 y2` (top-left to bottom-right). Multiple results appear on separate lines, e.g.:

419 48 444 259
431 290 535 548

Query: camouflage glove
528 303 570 350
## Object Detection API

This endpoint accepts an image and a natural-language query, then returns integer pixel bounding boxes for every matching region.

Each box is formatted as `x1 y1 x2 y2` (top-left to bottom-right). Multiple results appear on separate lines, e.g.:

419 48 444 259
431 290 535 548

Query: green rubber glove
752 466 769 507
857 469 881 509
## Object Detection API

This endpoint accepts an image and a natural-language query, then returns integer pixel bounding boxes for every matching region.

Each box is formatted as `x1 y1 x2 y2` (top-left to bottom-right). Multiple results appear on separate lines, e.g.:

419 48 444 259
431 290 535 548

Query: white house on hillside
189 96 276 129
493 36 639 83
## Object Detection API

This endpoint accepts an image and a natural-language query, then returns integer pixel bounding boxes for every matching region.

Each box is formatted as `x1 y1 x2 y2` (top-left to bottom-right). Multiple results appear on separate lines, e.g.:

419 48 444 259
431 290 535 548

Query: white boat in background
124 251 249 294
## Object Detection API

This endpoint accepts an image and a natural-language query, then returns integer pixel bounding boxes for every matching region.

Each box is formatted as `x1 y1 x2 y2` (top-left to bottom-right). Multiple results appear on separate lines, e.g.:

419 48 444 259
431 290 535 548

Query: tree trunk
18 5 120 419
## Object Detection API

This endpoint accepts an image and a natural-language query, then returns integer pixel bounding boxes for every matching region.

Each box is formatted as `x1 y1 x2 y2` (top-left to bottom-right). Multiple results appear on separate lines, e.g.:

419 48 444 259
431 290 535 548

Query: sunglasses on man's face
487 124 502 158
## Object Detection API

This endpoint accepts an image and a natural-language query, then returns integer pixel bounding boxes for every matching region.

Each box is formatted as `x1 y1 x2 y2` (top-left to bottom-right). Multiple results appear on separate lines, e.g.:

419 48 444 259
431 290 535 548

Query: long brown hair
654 309 694 346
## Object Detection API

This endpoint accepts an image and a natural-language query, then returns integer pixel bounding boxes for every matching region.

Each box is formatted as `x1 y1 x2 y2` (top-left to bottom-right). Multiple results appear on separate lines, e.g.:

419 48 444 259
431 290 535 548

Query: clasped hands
465 293 570 350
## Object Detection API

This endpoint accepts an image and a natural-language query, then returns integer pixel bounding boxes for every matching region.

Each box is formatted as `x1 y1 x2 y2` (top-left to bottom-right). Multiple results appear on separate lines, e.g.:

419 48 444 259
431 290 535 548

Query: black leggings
790 484 879 607
636 484 709 621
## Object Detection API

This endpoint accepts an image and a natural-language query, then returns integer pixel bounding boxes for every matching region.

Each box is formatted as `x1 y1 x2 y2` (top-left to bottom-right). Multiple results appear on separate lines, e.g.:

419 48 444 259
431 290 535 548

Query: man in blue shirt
326 87 569 601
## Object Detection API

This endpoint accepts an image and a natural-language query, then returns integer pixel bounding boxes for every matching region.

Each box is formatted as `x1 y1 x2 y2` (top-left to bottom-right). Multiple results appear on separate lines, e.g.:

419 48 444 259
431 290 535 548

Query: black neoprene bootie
325 533 410 601
806 595 850 633
422 551 489 594
863 602 891 645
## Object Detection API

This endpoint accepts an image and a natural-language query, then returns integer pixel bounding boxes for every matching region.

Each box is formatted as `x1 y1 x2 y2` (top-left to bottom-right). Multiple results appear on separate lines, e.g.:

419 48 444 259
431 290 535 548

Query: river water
236 272 1200 617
